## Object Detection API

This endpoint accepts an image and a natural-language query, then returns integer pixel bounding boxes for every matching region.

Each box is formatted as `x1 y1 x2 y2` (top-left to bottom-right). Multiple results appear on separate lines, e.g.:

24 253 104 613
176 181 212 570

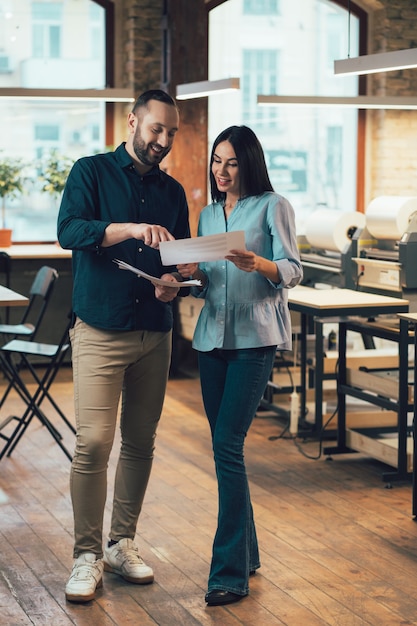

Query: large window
0 0 107 241
242 49 279 128
32 2 62 58
209 0 361 232
243 0 280 15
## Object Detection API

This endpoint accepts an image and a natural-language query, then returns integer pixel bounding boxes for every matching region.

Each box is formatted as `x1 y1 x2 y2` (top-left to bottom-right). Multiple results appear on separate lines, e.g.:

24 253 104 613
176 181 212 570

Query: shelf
347 367 414 403
346 427 413 472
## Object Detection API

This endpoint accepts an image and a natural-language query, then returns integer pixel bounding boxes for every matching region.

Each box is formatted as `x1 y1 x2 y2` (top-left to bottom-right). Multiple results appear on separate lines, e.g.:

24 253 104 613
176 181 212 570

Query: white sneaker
65 552 103 603
103 538 154 584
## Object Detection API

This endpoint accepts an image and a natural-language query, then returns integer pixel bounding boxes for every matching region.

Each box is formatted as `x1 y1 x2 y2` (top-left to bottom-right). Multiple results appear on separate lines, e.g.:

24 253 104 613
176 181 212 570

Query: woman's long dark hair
209 125 274 204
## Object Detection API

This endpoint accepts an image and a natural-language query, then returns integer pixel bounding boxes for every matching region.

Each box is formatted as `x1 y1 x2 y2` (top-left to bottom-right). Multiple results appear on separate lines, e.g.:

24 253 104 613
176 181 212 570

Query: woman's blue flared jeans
198 345 276 596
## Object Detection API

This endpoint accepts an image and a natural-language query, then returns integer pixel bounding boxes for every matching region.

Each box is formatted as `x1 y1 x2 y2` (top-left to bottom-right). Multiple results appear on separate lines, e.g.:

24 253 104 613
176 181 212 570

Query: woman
177 125 302 606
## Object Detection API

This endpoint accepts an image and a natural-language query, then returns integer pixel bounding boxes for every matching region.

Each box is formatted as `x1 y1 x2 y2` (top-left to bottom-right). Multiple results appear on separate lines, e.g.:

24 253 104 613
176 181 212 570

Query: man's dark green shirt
57 143 190 332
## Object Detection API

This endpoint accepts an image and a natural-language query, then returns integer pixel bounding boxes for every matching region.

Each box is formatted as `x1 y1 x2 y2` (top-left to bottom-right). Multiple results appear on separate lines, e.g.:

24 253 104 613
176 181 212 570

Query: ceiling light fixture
257 94 417 110
176 78 240 100
334 48 417 76
0 87 134 102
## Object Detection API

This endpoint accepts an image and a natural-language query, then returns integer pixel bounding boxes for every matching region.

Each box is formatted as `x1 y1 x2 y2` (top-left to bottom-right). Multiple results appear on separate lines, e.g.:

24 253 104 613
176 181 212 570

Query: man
57 89 189 603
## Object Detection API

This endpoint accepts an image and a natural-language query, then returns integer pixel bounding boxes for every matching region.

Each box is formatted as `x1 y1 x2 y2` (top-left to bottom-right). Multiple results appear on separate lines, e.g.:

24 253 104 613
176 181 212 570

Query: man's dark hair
132 89 178 114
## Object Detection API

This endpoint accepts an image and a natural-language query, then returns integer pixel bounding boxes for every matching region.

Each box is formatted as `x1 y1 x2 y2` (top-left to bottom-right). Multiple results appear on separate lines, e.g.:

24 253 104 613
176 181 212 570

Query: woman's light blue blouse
191 192 303 352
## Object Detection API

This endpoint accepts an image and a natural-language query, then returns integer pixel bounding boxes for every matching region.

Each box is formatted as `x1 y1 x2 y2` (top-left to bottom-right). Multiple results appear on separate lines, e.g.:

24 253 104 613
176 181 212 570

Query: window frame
243 0 280 15
92 0 115 147
0 0 114 243
206 0 369 213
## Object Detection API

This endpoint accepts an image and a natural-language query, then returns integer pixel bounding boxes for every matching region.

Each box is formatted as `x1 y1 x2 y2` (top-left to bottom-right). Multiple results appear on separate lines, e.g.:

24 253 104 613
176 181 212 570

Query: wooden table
288 285 409 317
288 286 409 436
0 285 29 307
0 244 71 259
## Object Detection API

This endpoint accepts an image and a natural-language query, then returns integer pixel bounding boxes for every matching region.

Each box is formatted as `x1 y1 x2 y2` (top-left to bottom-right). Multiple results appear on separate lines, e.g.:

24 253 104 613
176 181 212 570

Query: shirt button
138 247 143 252
135 299 139 303
141 199 145 203
222 284 225 288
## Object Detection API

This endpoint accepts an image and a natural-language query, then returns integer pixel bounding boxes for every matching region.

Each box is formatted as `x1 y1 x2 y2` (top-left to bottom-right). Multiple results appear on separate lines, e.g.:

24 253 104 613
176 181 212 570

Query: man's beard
133 132 171 167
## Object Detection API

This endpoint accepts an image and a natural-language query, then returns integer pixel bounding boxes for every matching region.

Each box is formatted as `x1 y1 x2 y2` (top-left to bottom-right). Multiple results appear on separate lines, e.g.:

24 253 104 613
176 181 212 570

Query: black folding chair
0 314 75 461
0 265 58 343
0 251 11 323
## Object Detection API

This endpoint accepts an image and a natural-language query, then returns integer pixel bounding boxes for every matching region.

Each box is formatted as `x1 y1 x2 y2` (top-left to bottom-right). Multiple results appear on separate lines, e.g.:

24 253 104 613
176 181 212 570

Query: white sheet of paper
159 231 246 266
113 259 202 287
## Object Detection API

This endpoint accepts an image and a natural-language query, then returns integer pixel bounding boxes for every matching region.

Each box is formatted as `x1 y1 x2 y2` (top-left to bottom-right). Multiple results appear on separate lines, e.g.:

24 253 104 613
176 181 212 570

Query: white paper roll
305 209 366 252
365 196 417 240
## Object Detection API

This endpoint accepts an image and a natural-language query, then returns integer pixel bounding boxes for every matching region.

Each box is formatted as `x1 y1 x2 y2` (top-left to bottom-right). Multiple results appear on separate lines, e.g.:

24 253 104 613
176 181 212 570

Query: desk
0 285 28 307
325 316 413 482
288 286 409 436
0 244 71 259
397 312 417 515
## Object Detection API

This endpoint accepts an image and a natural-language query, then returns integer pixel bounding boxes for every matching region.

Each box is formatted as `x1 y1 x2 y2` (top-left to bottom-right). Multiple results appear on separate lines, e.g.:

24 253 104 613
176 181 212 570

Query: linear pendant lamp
176 77 240 100
0 87 134 102
334 48 417 76
257 94 417 110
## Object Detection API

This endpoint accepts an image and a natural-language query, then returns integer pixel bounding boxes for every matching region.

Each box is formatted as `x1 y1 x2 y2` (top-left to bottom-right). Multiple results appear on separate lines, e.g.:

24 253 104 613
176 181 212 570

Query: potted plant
0 155 25 247
39 150 74 205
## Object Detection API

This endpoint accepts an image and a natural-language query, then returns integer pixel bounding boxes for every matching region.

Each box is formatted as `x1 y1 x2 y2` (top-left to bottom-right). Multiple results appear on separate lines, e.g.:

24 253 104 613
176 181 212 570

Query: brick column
118 0 164 95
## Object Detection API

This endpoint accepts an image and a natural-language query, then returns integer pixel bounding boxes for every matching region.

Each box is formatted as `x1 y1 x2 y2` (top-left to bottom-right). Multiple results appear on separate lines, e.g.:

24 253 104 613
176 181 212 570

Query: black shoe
205 589 246 606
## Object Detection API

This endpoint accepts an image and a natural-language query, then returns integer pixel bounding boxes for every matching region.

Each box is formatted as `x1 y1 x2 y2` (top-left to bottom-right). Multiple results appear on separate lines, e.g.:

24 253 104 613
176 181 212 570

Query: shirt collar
116 142 162 178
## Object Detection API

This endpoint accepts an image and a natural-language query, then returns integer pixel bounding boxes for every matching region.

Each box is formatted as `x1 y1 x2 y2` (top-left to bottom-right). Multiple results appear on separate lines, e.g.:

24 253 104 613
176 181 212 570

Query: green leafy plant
0 155 25 229
39 150 74 199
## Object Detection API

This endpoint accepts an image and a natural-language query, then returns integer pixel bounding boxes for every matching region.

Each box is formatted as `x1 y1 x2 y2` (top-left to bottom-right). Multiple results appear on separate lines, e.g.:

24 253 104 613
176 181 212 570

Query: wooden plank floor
1 366 417 625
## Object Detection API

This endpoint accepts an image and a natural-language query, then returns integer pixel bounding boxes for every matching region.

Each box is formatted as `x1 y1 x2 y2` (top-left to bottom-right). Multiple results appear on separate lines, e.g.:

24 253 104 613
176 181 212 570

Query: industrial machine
350 198 417 312
299 233 357 289
299 198 417 311
299 208 365 290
